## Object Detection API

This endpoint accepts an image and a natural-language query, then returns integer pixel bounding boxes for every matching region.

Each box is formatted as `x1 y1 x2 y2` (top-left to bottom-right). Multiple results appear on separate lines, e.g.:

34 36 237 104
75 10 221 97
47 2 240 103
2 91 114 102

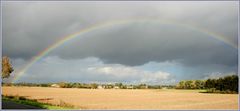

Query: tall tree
185 80 193 89
2 56 14 79
195 80 205 89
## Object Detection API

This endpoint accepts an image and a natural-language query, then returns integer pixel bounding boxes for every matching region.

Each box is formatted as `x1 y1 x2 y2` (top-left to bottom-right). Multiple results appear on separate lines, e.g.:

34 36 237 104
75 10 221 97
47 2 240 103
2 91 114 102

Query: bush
59 100 74 108
19 96 27 100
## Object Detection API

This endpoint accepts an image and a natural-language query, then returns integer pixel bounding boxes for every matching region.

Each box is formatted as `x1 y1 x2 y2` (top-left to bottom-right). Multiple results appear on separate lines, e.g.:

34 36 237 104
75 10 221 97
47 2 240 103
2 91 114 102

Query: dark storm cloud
3 1 238 68
52 22 237 67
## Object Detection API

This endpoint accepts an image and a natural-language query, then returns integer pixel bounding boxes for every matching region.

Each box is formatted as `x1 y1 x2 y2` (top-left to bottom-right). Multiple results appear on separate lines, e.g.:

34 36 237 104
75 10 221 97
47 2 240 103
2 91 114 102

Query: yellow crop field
2 86 238 110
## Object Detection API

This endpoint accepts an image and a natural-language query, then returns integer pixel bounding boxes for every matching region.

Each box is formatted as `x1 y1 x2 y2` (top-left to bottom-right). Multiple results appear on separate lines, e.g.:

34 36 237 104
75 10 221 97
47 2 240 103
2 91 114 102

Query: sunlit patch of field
2 86 238 109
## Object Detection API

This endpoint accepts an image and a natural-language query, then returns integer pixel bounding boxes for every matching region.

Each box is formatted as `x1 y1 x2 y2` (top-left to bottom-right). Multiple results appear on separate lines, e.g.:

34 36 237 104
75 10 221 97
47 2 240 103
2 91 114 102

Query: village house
114 86 120 89
97 85 104 89
127 85 134 89
51 84 60 88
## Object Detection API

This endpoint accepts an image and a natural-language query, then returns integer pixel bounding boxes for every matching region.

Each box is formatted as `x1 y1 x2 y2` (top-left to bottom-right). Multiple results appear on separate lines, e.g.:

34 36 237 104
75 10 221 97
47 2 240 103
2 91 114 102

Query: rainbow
11 19 238 83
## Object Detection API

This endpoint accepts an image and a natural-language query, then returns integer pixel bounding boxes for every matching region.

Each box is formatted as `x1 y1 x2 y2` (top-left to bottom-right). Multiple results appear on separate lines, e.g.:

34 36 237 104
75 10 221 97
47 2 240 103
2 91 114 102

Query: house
145 85 148 89
127 85 134 89
114 86 120 89
51 84 60 88
97 85 104 89
162 87 167 89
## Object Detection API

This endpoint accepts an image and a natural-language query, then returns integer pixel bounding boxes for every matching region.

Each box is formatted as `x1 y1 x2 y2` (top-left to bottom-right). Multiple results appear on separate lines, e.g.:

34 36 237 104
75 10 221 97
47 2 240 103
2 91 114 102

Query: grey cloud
3 1 238 60
52 22 237 67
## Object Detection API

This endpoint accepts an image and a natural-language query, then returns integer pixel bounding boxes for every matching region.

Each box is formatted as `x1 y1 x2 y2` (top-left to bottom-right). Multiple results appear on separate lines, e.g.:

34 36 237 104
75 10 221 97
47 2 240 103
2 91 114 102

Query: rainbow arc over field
11 19 238 83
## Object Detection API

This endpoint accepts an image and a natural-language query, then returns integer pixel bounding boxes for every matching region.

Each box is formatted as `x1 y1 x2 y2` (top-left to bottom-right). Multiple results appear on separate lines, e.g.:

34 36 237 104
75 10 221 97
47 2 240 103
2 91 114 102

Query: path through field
2 86 238 109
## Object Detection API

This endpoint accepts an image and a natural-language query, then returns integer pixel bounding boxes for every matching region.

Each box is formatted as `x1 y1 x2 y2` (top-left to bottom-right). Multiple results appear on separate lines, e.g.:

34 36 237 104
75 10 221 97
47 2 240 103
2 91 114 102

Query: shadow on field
2 100 44 109
2 95 76 109
2 95 47 109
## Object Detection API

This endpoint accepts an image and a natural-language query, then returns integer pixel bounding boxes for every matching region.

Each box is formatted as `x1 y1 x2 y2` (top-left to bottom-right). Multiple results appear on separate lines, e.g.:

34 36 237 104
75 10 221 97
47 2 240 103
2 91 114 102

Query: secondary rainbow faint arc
11 19 238 83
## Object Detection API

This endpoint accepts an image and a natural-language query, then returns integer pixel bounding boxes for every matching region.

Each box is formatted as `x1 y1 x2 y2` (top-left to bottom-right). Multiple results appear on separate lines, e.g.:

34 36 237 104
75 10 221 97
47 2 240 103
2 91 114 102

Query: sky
2 1 238 84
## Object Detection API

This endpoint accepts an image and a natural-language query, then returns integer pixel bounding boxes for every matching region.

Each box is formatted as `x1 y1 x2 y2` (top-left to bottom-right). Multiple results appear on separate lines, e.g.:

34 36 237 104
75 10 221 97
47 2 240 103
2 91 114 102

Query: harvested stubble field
2 86 238 110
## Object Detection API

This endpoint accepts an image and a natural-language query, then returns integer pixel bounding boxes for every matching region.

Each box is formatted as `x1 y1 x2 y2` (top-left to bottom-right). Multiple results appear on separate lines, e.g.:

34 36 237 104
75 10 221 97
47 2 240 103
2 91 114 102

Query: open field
2 86 238 110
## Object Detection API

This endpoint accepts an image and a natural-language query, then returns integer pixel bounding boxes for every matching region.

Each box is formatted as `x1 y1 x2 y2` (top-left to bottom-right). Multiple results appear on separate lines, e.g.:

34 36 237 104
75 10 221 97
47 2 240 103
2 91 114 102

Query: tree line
3 82 177 89
176 80 205 89
176 75 238 93
205 75 238 93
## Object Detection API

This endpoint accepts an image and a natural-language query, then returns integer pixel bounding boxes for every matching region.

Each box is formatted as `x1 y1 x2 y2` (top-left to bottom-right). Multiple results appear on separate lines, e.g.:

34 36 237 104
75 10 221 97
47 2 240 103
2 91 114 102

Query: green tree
185 80 193 89
222 75 238 92
115 83 123 89
59 82 67 88
231 75 238 92
90 83 98 89
205 79 215 89
2 56 14 79
216 77 223 91
176 81 185 89
195 80 205 89
179 81 185 89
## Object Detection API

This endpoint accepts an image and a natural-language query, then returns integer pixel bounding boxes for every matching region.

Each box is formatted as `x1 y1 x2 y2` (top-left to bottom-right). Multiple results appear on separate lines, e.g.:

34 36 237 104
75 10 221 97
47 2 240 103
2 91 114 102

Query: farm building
97 85 104 89
114 86 120 89
127 85 134 89
51 84 60 88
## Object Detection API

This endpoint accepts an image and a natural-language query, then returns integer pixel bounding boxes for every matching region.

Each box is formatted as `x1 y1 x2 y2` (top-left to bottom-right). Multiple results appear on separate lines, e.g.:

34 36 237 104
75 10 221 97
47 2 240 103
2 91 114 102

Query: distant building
51 84 60 88
114 86 120 89
162 87 167 89
97 85 104 89
145 85 148 89
127 85 134 89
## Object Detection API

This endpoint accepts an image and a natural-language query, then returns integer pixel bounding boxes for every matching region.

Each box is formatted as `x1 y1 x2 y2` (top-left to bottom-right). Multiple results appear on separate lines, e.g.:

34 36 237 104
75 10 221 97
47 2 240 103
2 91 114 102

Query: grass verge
2 95 76 110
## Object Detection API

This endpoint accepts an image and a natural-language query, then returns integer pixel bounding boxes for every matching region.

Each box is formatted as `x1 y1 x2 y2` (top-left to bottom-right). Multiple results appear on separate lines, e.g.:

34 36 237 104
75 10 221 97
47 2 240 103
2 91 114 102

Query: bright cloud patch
87 65 171 83
7 56 236 84
10 56 174 84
